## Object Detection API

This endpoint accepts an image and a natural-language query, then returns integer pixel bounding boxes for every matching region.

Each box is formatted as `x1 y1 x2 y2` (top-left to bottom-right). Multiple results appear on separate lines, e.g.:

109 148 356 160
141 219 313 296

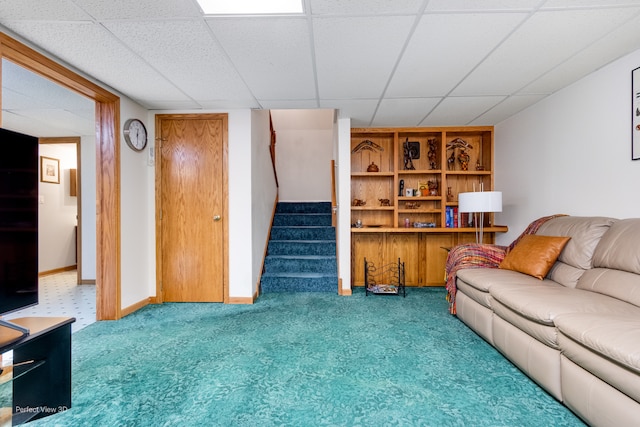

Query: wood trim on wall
1 32 121 320
255 194 279 298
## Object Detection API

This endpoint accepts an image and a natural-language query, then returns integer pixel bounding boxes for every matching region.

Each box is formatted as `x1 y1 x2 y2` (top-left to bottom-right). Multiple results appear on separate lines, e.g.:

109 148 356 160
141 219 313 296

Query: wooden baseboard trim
78 279 96 285
38 265 77 277
338 279 352 296
121 298 150 317
254 193 279 300
227 296 255 304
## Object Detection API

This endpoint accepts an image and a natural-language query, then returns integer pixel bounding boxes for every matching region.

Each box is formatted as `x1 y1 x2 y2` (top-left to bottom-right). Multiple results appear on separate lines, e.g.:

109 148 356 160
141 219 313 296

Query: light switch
39 195 45 204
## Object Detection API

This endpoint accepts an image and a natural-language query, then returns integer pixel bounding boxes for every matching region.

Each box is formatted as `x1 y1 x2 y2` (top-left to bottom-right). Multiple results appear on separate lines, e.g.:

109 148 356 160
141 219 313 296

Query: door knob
213 215 221 221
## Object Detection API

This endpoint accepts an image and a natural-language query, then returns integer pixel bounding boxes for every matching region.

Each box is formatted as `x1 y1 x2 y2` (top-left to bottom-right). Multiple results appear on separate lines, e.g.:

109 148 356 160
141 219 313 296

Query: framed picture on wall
633 66 640 160
40 156 60 184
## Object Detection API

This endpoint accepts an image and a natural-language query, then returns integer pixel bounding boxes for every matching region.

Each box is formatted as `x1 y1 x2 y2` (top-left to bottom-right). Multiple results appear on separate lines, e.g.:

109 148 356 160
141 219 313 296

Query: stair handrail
331 160 337 227
269 113 279 188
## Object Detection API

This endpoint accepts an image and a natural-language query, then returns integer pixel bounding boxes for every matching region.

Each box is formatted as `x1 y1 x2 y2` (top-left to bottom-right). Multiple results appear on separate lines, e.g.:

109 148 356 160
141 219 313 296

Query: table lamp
458 191 502 243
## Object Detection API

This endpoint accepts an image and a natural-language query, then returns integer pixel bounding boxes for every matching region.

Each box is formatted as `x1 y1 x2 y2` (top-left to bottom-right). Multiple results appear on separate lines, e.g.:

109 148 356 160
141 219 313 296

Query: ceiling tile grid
452 7 639 96
0 0 92 21
385 12 529 98
208 17 317 102
420 95 507 126
1 20 191 104
103 18 256 104
312 15 415 99
3 0 640 134
372 97 442 127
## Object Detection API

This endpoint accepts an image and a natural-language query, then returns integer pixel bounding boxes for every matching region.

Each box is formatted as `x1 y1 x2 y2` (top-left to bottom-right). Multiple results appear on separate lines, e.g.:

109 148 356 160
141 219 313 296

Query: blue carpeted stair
261 202 337 293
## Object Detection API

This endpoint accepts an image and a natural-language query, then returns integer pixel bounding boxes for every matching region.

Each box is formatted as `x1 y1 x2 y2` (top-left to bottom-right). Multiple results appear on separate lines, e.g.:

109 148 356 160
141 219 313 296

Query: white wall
80 135 96 282
337 117 352 291
495 48 640 245
38 143 77 272
273 110 334 202
251 110 278 296
120 98 154 309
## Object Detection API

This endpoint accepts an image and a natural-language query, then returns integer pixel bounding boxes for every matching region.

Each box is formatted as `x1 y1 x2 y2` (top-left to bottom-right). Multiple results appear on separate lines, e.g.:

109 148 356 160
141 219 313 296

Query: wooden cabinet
350 126 507 287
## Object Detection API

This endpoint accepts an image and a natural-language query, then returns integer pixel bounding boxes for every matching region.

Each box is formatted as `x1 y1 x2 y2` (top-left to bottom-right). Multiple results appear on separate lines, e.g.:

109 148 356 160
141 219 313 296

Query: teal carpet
31 288 583 426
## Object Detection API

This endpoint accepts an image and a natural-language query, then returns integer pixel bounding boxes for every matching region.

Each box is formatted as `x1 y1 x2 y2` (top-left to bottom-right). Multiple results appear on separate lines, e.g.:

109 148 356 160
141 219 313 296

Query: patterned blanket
445 214 566 314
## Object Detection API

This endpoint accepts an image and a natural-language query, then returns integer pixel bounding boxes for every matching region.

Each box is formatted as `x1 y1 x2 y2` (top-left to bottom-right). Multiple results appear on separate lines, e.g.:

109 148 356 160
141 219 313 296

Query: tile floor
4 270 96 334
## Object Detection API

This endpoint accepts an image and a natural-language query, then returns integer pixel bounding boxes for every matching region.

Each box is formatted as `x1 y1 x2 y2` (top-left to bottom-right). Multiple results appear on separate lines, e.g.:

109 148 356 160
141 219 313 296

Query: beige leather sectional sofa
453 216 640 426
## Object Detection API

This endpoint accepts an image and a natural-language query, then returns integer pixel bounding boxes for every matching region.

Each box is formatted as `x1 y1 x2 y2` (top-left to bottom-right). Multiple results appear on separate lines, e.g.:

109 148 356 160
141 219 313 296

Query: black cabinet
0 317 74 425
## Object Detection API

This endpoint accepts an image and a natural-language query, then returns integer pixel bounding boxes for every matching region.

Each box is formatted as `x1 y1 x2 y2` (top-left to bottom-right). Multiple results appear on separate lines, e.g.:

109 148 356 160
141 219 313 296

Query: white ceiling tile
104 19 254 102
2 110 86 137
147 100 203 110
372 98 441 127
309 0 424 15
542 0 640 8
452 8 638 96
0 0 91 20
387 13 526 97
426 0 541 12
420 96 506 126
208 17 316 100
319 99 378 127
3 60 94 111
6 108 94 135
521 11 640 94
469 94 546 125
78 0 201 20
259 99 320 109
198 99 261 109
2 21 191 102
314 15 415 99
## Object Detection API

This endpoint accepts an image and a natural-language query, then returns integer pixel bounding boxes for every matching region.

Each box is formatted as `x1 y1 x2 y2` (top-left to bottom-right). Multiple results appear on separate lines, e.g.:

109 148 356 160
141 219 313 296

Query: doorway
155 114 228 303
1 32 120 320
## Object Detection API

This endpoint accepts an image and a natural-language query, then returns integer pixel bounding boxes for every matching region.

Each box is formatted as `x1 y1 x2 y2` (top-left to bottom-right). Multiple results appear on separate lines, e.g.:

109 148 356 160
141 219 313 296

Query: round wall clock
123 118 147 151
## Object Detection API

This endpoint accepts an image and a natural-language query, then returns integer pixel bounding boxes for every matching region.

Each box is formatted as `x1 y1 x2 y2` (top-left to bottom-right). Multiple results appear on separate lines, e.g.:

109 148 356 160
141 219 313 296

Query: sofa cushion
457 268 544 293
577 268 640 309
490 284 640 327
592 218 640 274
535 216 616 287
556 312 640 403
555 313 640 375
499 235 570 279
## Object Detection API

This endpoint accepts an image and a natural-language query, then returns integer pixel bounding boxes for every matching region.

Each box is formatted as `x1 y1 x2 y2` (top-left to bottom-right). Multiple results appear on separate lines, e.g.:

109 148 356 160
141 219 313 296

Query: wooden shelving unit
350 126 507 287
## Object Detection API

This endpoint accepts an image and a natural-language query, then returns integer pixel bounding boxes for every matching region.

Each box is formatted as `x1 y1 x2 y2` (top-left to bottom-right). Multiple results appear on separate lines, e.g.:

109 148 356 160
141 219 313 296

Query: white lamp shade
458 191 502 213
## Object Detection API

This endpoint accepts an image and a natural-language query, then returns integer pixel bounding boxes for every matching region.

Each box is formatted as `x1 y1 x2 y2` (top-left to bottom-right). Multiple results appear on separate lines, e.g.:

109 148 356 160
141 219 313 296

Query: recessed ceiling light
196 0 303 15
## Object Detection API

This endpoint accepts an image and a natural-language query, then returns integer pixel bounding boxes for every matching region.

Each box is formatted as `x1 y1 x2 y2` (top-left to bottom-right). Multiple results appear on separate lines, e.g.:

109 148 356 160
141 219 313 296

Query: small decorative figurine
403 139 418 170
475 160 485 171
352 199 366 206
367 162 379 172
379 198 390 206
427 139 438 170
405 201 421 209
447 187 454 202
458 149 470 171
447 151 455 170
428 179 438 196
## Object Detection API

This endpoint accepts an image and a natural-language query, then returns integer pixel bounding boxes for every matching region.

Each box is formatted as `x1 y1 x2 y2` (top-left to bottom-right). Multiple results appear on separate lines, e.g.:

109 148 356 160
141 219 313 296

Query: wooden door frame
154 113 229 303
1 32 121 320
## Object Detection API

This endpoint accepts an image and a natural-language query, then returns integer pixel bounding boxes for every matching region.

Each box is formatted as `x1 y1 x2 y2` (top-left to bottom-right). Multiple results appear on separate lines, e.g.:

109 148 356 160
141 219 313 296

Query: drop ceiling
1 0 640 136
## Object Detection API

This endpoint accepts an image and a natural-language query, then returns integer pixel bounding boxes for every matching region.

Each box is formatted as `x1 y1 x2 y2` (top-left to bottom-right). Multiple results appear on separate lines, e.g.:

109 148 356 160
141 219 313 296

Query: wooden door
157 114 227 302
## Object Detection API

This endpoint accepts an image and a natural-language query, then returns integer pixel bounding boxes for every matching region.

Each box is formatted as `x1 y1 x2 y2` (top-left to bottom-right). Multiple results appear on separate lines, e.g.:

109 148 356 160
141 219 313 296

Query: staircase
260 202 337 293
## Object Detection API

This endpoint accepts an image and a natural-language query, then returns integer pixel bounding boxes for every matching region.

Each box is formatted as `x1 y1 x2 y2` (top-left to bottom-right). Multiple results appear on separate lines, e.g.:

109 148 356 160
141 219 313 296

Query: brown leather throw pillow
499 235 571 280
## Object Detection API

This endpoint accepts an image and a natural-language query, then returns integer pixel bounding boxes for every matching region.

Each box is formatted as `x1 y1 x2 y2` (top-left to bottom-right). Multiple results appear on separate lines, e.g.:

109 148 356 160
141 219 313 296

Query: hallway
4 271 95 334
